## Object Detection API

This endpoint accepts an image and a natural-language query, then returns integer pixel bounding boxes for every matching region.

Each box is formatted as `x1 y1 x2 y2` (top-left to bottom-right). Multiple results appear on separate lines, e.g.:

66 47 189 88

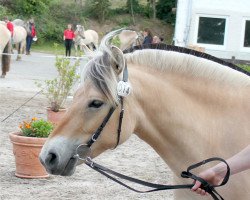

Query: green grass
237 64 250 73
32 41 65 55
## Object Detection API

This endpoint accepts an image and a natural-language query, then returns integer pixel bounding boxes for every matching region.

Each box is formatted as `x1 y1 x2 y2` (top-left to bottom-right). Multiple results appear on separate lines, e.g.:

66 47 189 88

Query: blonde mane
81 30 250 105
125 49 250 87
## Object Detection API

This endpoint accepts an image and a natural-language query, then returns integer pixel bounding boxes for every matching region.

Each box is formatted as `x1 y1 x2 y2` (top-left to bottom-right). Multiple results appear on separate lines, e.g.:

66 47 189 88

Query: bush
0 5 10 19
36 56 80 112
19 118 54 138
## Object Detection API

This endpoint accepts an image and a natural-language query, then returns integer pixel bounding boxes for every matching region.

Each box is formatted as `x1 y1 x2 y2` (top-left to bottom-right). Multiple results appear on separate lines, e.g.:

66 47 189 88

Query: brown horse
40 30 250 200
0 24 11 78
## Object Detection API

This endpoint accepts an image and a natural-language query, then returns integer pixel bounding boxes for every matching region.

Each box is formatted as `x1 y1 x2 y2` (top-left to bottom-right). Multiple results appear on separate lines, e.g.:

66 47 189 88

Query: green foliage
126 0 141 14
156 0 176 24
111 36 121 47
20 118 54 138
0 5 10 19
85 0 111 23
35 1 87 43
12 0 51 16
36 57 80 112
1 0 173 43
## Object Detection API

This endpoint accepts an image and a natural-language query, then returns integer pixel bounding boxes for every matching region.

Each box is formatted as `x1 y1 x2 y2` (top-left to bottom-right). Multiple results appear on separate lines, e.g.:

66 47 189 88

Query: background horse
12 19 27 60
12 26 27 60
12 19 26 27
118 29 143 50
40 30 250 200
0 24 11 78
0 21 6 25
74 25 98 55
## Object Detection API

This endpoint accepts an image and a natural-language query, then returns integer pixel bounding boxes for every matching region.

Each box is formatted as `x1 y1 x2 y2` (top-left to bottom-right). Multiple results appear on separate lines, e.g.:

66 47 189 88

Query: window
197 17 226 45
244 20 250 47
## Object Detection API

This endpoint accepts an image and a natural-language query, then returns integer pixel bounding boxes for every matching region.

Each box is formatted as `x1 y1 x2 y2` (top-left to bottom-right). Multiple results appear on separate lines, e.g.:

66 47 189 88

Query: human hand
191 180 209 196
191 168 223 196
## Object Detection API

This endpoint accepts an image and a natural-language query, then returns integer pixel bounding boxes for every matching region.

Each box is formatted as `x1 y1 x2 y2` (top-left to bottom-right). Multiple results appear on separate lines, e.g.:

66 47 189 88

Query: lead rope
83 157 229 200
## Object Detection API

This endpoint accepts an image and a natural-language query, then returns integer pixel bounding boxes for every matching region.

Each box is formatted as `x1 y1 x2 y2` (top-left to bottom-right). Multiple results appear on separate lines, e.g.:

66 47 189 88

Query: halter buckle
85 157 94 167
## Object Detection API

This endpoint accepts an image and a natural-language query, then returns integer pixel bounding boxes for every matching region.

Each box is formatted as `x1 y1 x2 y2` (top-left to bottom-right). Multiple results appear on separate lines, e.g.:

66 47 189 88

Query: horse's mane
124 45 250 87
81 30 250 104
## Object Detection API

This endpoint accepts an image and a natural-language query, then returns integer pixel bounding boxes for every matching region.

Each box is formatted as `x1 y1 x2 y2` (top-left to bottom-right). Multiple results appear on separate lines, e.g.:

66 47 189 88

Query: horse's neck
128 64 249 174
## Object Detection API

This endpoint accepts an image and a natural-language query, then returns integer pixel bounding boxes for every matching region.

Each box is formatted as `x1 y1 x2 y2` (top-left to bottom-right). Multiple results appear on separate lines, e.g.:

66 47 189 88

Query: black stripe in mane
123 43 250 77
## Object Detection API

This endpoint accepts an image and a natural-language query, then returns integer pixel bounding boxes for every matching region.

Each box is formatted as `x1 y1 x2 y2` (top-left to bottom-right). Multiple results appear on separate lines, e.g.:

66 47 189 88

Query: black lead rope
84 157 230 200
79 61 231 199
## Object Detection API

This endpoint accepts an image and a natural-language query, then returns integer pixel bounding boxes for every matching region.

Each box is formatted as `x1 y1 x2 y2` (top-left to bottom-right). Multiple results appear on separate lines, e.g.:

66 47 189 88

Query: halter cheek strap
86 106 116 147
85 62 129 149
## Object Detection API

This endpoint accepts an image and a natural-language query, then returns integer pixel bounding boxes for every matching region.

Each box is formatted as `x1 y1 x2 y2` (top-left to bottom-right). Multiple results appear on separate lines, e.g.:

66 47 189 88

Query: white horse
0 21 6 25
74 25 98 55
0 24 11 78
12 26 27 60
12 19 26 27
12 19 28 60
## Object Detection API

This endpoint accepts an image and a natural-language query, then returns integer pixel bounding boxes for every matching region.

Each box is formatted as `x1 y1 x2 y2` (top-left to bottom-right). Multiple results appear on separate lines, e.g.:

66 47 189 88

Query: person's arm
192 145 250 196
63 30 66 40
72 31 75 41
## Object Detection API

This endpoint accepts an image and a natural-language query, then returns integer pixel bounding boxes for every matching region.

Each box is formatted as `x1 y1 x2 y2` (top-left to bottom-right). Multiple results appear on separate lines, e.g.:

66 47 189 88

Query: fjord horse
12 19 27 60
118 29 143 50
40 30 250 200
0 24 11 78
74 25 99 55
12 26 27 60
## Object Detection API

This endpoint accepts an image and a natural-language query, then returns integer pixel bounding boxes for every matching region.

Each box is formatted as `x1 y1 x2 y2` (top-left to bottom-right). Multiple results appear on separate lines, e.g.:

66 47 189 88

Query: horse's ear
110 45 125 75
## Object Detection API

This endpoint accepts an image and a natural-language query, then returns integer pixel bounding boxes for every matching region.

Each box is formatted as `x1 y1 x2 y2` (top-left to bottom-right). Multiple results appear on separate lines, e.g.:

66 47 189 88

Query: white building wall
174 0 192 46
175 0 250 60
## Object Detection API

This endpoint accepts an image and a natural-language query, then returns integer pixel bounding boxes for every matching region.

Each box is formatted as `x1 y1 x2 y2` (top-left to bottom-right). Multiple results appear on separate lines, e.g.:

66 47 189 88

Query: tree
156 0 176 24
147 0 156 20
11 0 52 16
86 0 111 23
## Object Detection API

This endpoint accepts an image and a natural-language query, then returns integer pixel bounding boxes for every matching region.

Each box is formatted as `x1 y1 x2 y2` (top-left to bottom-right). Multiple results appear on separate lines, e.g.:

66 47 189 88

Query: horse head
75 24 85 36
39 29 135 176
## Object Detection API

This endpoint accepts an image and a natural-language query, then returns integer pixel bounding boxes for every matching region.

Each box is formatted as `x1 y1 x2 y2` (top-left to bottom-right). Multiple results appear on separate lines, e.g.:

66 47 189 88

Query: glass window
197 17 226 45
244 20 250 47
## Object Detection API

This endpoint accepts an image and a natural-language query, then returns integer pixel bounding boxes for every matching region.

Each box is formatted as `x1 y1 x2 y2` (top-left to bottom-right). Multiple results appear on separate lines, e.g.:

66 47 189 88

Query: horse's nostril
45 152 59 169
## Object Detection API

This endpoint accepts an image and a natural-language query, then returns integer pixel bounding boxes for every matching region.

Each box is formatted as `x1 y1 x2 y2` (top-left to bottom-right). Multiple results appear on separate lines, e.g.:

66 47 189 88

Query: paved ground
0 52 174 200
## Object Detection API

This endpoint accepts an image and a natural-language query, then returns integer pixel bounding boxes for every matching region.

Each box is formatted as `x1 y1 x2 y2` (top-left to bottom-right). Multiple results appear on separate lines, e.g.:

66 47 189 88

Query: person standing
26 18 36 55
142 28 153 45
152 35 161 44
63 24 75 57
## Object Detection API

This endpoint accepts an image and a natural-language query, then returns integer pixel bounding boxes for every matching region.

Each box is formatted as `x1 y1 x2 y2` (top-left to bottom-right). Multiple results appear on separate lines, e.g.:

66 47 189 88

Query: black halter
85 64 128 149
74 59 230 200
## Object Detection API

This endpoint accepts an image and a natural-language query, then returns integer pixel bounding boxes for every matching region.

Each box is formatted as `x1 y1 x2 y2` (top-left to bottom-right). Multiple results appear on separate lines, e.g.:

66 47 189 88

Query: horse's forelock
82 52 119 105
80 29 127 104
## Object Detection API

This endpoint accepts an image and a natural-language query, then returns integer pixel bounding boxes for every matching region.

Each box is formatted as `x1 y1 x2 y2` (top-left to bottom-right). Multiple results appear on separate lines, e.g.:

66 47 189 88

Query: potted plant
9 117 54 178
36 56 80 124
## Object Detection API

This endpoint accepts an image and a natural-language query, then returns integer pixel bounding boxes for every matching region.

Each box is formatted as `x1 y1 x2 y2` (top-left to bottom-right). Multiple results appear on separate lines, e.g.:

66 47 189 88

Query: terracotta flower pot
9 132 49 179
46 107 67 125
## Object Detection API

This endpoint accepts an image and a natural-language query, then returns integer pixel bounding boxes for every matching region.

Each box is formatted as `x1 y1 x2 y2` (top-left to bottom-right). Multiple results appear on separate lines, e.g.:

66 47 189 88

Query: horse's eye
88 100 104 108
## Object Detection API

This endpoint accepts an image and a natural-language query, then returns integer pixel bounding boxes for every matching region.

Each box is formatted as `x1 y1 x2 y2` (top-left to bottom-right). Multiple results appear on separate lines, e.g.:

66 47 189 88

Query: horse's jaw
39 136 80 176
